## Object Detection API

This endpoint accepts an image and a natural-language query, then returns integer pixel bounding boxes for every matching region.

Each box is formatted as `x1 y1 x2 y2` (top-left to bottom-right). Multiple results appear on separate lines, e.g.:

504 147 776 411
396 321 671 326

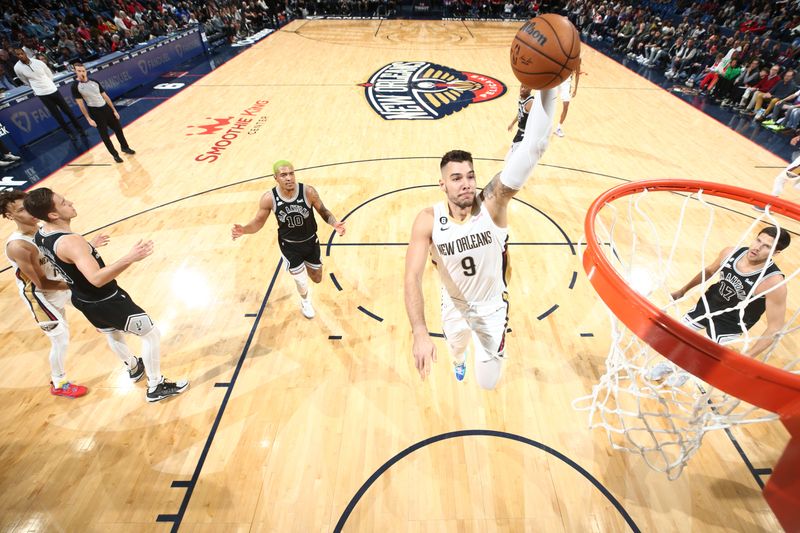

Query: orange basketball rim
582 179 800 531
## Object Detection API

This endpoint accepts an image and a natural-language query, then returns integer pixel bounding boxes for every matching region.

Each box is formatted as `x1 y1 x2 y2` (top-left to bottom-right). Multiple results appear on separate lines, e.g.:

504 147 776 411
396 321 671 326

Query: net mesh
574 187 800 479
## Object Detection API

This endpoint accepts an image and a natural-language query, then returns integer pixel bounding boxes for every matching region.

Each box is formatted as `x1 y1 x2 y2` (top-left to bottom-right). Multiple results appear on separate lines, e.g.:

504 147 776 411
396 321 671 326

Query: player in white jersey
554 63 581 138
2 190 106 398
404 85 560 389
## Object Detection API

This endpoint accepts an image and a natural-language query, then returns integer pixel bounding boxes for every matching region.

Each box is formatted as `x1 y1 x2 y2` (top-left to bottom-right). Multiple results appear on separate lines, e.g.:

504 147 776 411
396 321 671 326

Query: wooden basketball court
0 20 795 532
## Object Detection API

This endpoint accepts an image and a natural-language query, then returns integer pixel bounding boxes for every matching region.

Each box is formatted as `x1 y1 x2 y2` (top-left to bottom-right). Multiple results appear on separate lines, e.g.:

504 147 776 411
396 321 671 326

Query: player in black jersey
650 226 790 385
506 85 534 155
232 160 345 319
24 188 189 403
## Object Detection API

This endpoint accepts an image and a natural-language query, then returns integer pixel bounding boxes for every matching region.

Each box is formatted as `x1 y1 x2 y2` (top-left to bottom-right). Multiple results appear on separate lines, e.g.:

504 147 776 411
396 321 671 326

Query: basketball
510 14 581 90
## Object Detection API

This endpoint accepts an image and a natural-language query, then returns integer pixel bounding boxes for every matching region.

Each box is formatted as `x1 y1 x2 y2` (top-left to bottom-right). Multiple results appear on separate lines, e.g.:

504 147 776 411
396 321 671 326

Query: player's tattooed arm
307 185 345 236
481 172 518 203
480 172 519 227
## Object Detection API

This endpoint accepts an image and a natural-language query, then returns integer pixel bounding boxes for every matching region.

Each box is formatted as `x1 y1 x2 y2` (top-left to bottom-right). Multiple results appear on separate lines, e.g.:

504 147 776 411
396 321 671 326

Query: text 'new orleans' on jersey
429 201 508 304
272 182 318 243
689 246 783 330
35 228 119 302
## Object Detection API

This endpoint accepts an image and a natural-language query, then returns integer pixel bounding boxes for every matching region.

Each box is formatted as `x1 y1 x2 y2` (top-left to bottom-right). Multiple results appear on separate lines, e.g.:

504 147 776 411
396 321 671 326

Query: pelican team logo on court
361 61 506 120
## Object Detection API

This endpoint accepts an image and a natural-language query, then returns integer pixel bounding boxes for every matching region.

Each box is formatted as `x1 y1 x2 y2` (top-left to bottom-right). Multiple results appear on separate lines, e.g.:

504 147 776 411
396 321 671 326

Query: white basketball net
574 187 800 480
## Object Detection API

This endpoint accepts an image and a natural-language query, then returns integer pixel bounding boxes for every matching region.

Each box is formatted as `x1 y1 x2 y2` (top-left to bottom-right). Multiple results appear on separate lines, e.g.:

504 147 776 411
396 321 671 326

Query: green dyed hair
273 160 293 175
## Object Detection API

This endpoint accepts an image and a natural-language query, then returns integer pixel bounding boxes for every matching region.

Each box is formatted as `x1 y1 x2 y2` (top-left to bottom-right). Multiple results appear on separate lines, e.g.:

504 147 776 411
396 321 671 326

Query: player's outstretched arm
59 234 153 288
671 246 733 300
6 240 67 291
232 192 273 240
483 88 557 224
404 208 437 380
307 185 345 236
89 233 110 248
746 278 787 357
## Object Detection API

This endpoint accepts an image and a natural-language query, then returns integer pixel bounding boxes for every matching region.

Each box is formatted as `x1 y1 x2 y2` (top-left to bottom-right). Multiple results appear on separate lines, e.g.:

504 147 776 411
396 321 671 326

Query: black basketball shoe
128 357 145 383
146 378 189 403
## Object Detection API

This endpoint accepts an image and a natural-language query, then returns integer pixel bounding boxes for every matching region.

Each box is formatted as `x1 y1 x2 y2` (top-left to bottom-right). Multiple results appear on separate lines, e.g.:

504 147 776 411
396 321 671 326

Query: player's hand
113 111 120 120
412 332 437 380
670 290 682 301
507 123 513 131
89 233 110 248
231 224 245 240
126 239 154 262
333 221 346 236
791 135 800 146
88 119 97 128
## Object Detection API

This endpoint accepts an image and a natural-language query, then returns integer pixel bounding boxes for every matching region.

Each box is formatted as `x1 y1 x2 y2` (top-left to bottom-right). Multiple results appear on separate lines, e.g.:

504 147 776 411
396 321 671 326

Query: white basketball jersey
5 231 62 300
430 201 508 304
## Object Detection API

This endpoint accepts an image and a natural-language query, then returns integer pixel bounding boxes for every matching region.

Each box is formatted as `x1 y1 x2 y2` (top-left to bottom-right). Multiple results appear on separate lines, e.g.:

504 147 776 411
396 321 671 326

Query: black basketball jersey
272 183 318 243
35 228 119 301
512 95 536 143
691 247 783 330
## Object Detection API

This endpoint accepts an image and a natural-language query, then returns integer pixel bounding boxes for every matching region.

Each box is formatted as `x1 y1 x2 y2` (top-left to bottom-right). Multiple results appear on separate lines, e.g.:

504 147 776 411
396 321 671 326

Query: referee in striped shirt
71 62 135 163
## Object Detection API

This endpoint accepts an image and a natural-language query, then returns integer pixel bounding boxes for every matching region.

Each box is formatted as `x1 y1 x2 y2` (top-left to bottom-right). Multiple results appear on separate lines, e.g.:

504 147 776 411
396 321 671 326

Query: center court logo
361 61 506 120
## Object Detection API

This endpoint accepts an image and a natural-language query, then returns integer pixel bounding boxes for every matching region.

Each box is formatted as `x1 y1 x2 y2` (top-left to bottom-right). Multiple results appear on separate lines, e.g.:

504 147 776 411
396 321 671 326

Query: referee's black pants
88 104 130 157
38 91 81 136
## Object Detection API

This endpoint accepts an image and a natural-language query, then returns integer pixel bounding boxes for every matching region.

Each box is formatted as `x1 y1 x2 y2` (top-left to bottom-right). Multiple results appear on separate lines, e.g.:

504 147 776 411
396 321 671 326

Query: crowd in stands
0 0 287 88
563 0 800 136
4 0 800 140
441 0 538 19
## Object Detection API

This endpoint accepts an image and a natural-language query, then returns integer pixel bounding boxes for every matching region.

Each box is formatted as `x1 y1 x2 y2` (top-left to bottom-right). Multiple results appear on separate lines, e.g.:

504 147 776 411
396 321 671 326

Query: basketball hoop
577 179 800 532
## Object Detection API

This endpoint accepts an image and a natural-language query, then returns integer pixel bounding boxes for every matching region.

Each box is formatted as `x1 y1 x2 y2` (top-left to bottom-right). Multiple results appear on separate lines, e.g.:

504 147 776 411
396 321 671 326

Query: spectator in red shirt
75 21 91 42
738 64 782 109
740 66 791 116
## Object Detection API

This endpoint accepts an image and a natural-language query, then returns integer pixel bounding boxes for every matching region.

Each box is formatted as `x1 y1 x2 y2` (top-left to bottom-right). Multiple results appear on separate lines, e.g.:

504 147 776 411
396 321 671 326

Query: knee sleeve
291 268 309 294
140 324 161 344
49 325 69 351
475 357 504 390
470 328 505 390
104 330 136 366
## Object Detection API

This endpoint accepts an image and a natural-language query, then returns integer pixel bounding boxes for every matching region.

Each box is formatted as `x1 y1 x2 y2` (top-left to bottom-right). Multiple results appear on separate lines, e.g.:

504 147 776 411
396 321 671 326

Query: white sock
140 326 163 389
104 330 137 367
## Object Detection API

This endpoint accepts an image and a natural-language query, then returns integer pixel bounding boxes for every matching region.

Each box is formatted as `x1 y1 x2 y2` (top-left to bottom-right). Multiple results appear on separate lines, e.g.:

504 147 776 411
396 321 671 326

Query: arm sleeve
71 82 82 100
499 87 557 190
